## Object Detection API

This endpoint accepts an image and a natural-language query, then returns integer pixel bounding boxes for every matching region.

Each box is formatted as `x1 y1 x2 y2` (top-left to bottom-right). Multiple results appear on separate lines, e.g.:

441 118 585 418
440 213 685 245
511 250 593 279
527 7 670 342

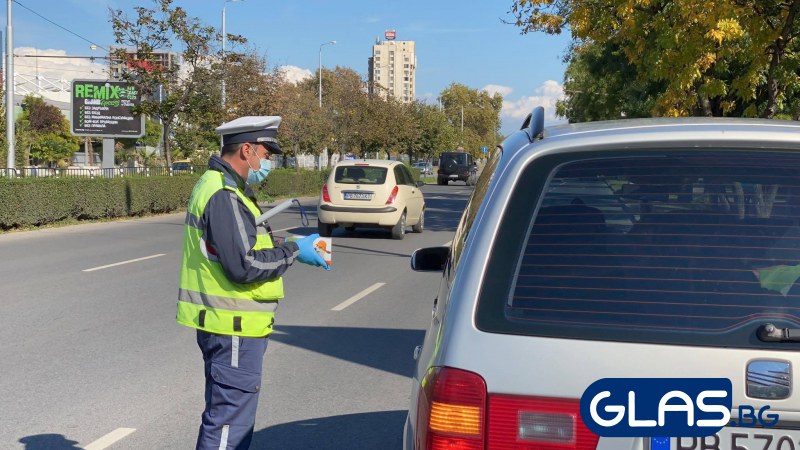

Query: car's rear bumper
318 204 401 226
319 205 398 213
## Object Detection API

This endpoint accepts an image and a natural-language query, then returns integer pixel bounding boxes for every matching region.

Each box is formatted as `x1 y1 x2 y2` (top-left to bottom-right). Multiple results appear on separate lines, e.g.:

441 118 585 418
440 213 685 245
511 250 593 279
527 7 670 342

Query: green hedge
0 175 199 229
0 169 334 230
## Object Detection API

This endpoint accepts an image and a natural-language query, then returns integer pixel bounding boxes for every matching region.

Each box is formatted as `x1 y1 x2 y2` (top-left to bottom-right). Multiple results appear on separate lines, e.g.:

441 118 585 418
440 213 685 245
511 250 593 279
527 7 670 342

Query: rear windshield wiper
757 323 800 342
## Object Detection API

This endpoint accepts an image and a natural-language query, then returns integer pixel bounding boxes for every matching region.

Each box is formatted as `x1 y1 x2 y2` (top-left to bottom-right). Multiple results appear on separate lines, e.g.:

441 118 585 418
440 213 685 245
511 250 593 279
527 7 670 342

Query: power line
12 0 109 52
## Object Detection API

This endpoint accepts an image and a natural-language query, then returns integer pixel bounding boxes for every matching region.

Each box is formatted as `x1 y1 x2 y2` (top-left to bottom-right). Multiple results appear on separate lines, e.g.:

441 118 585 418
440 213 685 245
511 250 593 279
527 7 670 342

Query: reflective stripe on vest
176 170 284 337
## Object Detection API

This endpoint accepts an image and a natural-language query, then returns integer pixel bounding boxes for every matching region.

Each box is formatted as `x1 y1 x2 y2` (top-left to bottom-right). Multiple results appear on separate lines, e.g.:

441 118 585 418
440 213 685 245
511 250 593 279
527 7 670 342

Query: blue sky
4 0 572 135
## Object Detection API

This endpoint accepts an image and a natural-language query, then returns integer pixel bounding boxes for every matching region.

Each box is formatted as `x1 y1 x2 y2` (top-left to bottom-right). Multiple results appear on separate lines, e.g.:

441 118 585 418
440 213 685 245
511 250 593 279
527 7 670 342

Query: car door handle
431 297 438 318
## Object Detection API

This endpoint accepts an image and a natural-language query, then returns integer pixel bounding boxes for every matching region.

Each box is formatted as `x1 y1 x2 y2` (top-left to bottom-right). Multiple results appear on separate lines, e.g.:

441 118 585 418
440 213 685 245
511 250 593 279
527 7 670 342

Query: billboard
71 80 144 138
385 30 396 40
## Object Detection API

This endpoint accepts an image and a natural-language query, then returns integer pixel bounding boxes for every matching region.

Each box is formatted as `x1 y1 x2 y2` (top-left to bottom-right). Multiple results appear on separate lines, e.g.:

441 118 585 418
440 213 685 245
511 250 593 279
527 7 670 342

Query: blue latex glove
295 233 330 270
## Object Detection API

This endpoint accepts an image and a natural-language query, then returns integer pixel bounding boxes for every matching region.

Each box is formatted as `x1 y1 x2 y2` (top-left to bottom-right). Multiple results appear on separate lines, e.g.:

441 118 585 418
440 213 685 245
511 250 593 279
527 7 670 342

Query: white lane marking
82 254 165 272
272 227 292 233
83 428 136 450
332 282 386 311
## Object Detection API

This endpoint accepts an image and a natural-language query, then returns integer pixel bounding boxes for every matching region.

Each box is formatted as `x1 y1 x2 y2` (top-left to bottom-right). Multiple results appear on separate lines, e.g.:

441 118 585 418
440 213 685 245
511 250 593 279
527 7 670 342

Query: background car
437 151 477 185
405 109 800 450
317 160 425 239
412 161 433 176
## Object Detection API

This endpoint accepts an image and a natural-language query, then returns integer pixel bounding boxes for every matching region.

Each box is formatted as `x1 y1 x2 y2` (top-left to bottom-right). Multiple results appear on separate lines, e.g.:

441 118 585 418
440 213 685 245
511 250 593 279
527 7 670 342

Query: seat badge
747 360 791 399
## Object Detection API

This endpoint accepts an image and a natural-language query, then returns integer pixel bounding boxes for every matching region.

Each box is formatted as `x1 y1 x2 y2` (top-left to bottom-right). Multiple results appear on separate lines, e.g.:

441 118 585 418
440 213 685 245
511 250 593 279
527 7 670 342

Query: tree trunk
763 0 800 119
163 121 172 166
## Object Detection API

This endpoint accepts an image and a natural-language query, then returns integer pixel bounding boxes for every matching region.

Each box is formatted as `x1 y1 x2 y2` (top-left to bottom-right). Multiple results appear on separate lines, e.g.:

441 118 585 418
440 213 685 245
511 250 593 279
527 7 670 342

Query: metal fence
0 166 197 179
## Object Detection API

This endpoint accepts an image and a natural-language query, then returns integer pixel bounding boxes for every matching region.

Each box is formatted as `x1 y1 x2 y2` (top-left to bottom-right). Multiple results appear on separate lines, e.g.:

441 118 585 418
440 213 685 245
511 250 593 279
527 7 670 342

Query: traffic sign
71 79 144 138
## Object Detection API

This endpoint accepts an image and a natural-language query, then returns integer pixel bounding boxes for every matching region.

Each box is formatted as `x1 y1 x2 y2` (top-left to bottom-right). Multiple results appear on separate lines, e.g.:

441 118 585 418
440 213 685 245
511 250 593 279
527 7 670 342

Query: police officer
177 116 329 450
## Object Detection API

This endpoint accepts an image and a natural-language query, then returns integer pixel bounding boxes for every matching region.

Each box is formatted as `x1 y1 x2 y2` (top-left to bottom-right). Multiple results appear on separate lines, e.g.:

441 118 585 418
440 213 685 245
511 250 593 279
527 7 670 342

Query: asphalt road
0 182 474 450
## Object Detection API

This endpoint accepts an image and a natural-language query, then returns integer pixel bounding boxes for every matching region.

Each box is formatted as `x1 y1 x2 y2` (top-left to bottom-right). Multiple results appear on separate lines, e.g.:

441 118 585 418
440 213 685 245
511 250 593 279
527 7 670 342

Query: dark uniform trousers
196 330 269 450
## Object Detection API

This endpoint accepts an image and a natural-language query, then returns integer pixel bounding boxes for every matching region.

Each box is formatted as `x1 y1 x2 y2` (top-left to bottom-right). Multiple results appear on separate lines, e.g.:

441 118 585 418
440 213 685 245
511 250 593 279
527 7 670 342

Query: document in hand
286 235 332 267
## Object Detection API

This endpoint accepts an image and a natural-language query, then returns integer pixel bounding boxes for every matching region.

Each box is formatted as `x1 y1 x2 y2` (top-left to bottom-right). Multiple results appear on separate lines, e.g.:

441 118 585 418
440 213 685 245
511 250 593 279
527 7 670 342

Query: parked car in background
405 108 800 450
317 159 425 239
437 151 477 185
412 161 433 176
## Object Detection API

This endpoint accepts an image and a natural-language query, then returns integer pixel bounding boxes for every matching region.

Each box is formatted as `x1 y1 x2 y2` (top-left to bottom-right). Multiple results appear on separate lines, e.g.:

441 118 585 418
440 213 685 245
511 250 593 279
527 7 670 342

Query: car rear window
477 151 800 349
334 166 387 184
441 153 469 166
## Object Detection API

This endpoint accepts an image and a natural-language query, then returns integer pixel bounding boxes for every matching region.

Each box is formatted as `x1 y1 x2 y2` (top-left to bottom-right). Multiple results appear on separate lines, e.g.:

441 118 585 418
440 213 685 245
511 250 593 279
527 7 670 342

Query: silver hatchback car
405 108 800 450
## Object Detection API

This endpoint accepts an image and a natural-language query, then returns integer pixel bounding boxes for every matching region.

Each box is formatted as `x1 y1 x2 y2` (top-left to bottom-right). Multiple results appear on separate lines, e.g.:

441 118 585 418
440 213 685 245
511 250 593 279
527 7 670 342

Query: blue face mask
247 154 272 184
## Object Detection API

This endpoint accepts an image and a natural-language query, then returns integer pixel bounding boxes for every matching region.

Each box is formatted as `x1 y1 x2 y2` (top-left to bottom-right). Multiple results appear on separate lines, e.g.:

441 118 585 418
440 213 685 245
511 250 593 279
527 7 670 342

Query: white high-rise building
368 33 416 103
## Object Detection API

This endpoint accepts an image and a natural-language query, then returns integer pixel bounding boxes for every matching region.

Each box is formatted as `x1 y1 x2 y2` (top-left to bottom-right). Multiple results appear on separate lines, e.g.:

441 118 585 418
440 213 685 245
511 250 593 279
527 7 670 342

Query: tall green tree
438 83 502 157
109 0 220 165
509 0 800 118
557 41 663 122
16 95 79 167
413 103 458 161
274 78 330 166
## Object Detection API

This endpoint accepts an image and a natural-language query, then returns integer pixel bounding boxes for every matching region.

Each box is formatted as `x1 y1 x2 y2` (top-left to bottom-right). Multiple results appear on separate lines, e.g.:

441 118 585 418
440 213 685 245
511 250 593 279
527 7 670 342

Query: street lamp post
221 0 244 110
318 40 336 108
5 0 14 175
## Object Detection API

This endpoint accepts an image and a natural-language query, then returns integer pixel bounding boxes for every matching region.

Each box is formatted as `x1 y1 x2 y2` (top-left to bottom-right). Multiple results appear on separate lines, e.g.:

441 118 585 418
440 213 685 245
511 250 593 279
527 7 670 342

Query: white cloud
278 65 313 84
482 84 513 97
500 80 564 130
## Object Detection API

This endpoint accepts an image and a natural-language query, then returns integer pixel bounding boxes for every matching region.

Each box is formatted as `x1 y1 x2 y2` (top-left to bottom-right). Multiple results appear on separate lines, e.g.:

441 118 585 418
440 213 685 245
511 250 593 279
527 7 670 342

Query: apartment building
108 47 179 80
368 36 416 103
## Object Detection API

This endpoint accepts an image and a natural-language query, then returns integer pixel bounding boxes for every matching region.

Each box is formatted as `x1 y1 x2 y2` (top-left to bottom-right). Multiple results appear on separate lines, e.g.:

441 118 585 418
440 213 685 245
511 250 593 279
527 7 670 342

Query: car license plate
343 191 373 200
449 174 458 179
667 427 800 450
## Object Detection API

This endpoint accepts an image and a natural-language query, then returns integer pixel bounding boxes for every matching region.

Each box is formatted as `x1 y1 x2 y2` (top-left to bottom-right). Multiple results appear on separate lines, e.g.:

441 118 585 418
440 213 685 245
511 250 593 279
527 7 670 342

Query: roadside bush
0 175 200 229
0 168 332 230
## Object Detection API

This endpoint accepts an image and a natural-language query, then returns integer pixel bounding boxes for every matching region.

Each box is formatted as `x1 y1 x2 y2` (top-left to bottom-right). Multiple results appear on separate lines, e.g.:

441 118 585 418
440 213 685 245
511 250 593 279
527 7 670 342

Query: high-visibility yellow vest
176 170 284 337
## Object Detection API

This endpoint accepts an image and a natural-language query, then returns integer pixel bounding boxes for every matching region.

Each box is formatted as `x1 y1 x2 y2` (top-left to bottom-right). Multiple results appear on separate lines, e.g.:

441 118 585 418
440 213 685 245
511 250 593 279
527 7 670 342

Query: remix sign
579 378 779 438
71 79 144 138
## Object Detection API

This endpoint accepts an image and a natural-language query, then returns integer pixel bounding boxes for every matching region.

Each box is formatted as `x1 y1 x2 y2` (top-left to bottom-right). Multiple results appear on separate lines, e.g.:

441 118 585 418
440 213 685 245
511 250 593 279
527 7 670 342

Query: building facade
368 38 416 103
108 47 179 81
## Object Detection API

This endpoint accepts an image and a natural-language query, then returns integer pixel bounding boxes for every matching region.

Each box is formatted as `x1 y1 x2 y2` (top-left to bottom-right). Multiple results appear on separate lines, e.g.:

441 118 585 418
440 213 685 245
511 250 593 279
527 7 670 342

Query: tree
16 95 79 167
413 103 458 161
557 41 663 122
223 51 284 121
274 79 330 167
509 0 800 118
119 118 164 163
438 83 502 157
326 67 369 164
110 0 221 166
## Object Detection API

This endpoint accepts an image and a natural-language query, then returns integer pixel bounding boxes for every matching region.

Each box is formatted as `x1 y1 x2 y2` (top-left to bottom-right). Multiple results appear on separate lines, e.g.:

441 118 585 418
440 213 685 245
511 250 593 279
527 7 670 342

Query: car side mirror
416 180 425 187
411 246 449 272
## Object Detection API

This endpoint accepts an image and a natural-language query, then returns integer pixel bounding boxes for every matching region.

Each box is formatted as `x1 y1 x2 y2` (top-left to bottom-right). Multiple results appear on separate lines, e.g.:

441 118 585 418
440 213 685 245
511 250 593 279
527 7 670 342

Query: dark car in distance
437 152 477 185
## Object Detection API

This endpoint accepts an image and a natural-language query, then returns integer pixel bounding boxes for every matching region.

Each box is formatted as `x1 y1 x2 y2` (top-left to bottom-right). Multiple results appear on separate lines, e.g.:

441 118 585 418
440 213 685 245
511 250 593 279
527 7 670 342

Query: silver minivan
405 109 800 450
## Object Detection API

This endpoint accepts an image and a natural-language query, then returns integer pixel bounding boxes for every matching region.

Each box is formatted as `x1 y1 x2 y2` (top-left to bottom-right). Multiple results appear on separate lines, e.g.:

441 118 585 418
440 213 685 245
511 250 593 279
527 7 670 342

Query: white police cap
215 116 282 154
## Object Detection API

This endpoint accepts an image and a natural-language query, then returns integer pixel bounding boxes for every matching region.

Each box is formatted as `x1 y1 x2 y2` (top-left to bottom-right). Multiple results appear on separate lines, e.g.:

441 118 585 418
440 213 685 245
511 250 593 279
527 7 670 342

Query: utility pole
5 0 14 175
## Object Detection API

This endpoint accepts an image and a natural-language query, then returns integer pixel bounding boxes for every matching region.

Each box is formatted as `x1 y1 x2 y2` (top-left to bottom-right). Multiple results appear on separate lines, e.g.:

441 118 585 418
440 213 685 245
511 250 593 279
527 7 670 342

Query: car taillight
321 183 331 203
386 186 399 205
488 395 599 450
415 367 486 450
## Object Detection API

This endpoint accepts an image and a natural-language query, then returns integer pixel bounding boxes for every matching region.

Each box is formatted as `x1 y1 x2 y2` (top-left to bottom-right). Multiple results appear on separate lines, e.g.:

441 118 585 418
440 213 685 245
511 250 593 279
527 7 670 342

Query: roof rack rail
520 106 545 143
